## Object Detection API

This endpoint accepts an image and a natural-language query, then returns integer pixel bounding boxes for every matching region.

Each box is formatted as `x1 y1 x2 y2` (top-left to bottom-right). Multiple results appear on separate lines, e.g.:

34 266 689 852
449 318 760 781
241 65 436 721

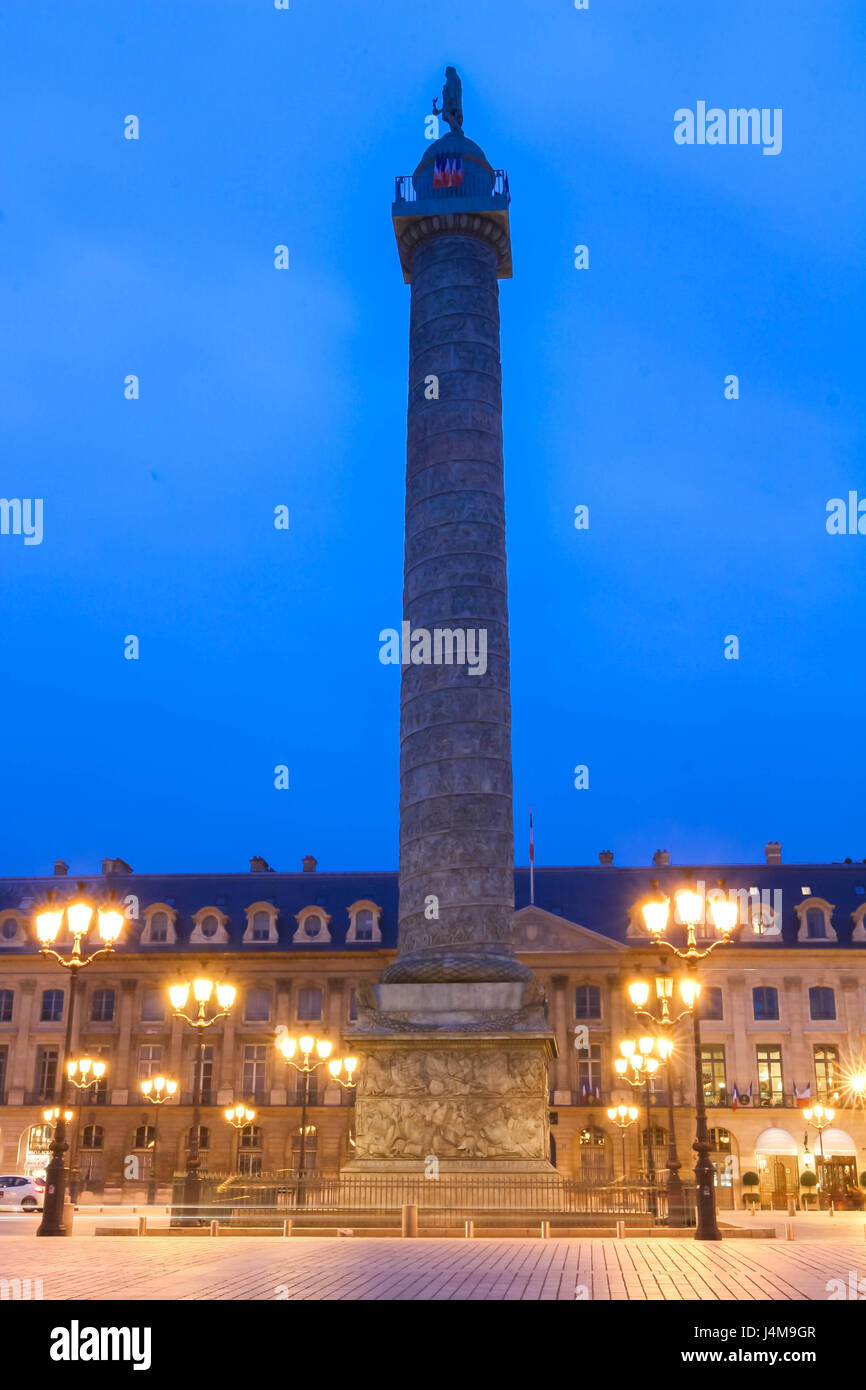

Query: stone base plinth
345 981 557 1177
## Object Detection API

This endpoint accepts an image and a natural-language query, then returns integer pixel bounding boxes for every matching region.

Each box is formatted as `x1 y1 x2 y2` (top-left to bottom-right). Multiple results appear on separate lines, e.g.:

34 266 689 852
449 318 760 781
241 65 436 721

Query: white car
0 1175 45 1210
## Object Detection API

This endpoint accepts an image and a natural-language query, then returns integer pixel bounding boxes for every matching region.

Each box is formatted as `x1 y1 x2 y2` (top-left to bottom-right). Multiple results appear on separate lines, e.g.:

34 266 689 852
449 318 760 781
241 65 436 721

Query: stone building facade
2 850 866 1207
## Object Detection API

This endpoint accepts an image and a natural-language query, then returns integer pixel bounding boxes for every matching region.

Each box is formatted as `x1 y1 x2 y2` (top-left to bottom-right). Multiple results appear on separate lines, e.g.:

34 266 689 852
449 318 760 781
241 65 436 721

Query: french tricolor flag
731 1082 739 1111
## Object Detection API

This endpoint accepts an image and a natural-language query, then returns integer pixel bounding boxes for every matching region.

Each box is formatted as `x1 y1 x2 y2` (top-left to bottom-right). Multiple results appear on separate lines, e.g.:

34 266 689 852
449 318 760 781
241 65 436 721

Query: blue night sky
2 1 864 877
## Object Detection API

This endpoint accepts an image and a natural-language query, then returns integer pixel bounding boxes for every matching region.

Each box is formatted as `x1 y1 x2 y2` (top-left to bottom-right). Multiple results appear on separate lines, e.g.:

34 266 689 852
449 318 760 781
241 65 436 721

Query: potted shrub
800 1170 818 1209
741 1170 761 1209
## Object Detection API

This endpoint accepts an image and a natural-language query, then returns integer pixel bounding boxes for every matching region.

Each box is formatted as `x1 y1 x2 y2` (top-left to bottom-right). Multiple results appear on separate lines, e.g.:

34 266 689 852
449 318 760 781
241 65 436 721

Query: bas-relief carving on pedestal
352 1046 551 1163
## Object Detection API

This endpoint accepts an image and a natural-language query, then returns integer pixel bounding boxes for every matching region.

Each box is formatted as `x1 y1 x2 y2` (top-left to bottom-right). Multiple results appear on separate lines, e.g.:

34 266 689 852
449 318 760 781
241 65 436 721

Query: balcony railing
394 169 509 204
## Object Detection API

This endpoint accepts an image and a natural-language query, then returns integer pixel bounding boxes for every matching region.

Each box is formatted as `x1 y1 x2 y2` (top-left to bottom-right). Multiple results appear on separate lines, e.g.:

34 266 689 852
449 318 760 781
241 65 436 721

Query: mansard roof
0 862 864 954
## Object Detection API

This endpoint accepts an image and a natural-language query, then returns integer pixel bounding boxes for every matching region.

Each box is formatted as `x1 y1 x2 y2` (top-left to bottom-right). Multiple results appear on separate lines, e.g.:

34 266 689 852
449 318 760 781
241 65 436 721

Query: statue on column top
432 66 463 134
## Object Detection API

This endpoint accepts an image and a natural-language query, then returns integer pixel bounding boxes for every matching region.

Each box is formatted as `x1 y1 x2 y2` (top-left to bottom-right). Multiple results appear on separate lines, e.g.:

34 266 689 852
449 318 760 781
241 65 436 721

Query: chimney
249 856 271 873
764 840 782 866
598 850 614 866
53 859 69 876
102 857 133 875
302 855 317 873
652 850 671 867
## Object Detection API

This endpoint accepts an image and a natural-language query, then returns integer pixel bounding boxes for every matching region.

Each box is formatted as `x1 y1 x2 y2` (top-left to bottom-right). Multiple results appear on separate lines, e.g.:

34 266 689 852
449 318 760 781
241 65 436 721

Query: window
348 988 358 1022
149 911 169 942
809 986 836 1021
90 989 115 1022
251 911 271 942
133 1124 155 1150
752 986 779 1021
294 1076 319 1106
242 1045 267 1098
40 989 64 1023
700 987 724 1020
138 1045 163 1080
814 1045 839 1102
90 1046 110 1099
34 1047 58 1099
291 1126 317 1173
354 910 374 941
806 908 827 939
186 1125 209 1151
576 1043 602 1099
576 1124 609 1182
303 914 323 938
0 917 17 940
200 915 219 939
574 985 601 1020
238 1125 263 1176
700 1045 727 1104
0 990 12 1022
192 1046 214 1102
757 1045 784 1106
0 1045 8 1095
140 989 165 1022
81 1124 104 1149
297 987 323 1021
244 989 270 1023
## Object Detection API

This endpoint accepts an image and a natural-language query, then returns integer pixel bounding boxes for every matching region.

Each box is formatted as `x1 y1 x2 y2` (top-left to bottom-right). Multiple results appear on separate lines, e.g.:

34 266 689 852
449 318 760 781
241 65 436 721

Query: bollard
540 1220 551 1240
137 1216 147 1237
464 1220 474 1239
210 1220 219 1237
829 1202 835 1217
401 1203 418 1238
787 1198 796 1217
616 1220 625 1239
282 1220 293 1237
784 1222 795 1242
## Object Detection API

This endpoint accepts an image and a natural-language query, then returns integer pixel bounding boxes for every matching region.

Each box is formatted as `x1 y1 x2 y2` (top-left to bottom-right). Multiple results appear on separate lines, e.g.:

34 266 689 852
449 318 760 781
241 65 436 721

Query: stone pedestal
346 982 557 1179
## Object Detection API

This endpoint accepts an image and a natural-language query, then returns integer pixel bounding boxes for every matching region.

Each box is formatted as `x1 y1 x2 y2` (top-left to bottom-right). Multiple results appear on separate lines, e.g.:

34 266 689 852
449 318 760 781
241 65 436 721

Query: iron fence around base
169 1172 696 1229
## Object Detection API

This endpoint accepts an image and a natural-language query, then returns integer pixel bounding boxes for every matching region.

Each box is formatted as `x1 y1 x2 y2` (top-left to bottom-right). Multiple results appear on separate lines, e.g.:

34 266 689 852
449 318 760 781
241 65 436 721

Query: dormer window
794 897 837 943
243 903 279 945
0 913 23 946
346 901 383 944
190 907 230 945
141 904 178 946
293 907 332 944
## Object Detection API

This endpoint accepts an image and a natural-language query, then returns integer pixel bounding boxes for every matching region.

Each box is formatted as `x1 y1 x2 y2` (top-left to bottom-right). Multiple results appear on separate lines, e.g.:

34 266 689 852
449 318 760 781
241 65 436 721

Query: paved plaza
1 1228 864 1300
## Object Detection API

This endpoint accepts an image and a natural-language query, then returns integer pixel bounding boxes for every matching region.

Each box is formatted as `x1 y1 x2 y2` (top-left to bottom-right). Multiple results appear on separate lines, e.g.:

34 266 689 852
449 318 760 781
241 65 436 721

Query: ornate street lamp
606 1104 639 1181
141 1076 178 1203
169 977 237 1223
639 886 739 1240
803 1103 835 1202
36 1108 74 1237
615 1038 661 1215
34 887 125 1236
278 1033 358 1206
628 975 693 1227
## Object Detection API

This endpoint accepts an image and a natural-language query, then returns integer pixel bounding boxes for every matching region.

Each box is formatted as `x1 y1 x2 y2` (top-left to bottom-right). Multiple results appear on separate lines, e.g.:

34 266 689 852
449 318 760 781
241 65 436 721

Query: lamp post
628 975 692 1227
225 1104 256 1174
169 977 237 1224
606 1104 639 1181
278 1033 358 1206
141 1076 178 1203
640 886 739 1241
35 1107 74 1237
34 888 124 1236
803 1103 835 1204
615 1037 661 1215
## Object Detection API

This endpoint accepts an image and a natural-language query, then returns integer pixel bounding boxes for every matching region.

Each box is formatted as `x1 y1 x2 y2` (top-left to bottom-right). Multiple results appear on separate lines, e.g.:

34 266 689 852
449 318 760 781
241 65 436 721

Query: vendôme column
385 67 527 986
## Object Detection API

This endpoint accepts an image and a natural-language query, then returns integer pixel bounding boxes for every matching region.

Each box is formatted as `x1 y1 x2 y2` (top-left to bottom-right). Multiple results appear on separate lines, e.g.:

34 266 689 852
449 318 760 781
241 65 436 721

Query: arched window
576 1124 609 1183
640 1125 668 1153
200 915 218 939
291 1125 317 1174
1 916 18 941
805 908 827 939
708 1127 732 1151
238 1124 262 1176
239 1124 262 1150
303 914 323 938
150 911 168 942
809 986 836 1021
82 1125 104 1150
251 911 271 941
354 909 374 941
133 1124 155 1150
186 1125 209 1150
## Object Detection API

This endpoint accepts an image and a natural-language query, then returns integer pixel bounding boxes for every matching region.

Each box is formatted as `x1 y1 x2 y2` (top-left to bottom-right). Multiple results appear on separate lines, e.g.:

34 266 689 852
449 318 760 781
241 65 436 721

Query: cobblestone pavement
0 1234 863 1300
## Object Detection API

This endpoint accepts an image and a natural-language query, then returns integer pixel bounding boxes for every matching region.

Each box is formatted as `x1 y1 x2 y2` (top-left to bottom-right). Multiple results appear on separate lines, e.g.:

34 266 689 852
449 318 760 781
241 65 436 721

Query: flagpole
529 806 535 906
